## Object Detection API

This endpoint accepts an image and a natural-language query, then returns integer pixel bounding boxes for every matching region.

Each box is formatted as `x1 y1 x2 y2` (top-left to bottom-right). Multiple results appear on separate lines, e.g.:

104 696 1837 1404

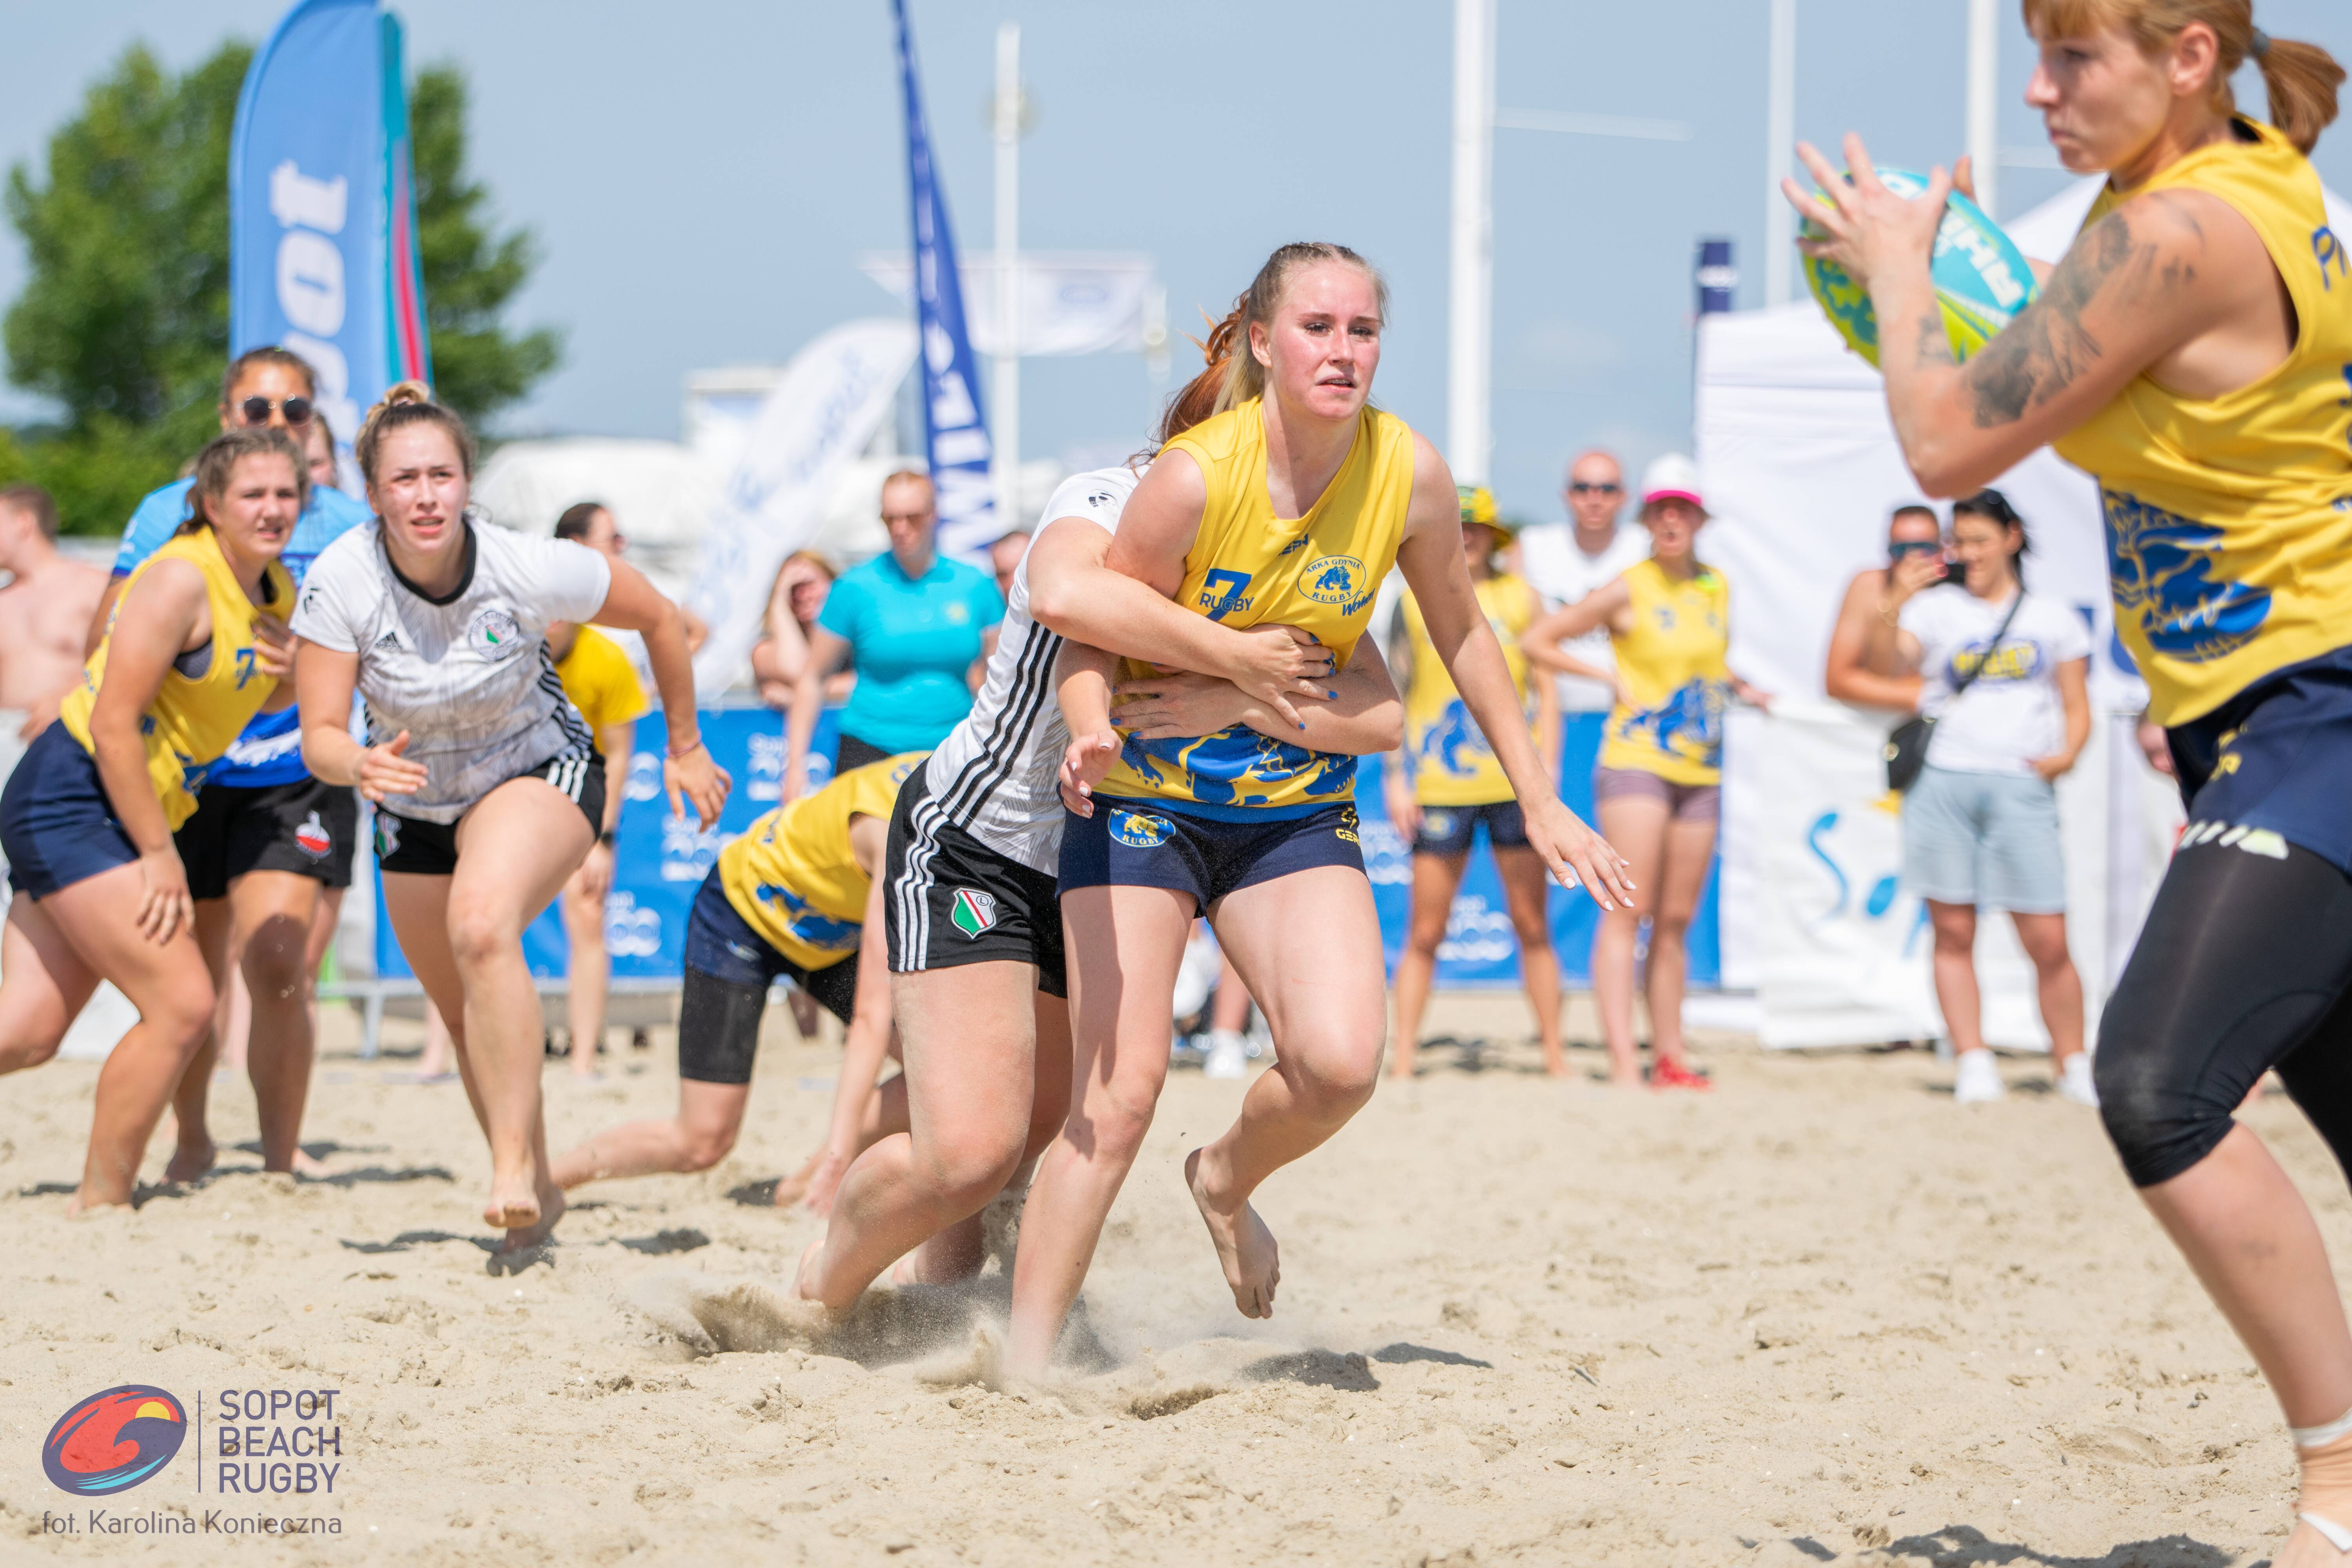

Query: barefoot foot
791 1239 826 1303
485 1167 542 1231
163 1137 217 1185
2276 1515 2352 1566
497 1177 564 1257
1185 1147 1280 1319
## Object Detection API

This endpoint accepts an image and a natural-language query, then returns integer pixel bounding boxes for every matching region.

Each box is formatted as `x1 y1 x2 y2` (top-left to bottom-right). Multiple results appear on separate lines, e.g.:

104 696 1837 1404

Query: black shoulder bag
1883 592 2024 792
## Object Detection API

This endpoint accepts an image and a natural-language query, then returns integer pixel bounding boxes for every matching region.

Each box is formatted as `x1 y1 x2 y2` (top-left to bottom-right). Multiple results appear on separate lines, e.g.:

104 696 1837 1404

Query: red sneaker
1651 1058 1713 1091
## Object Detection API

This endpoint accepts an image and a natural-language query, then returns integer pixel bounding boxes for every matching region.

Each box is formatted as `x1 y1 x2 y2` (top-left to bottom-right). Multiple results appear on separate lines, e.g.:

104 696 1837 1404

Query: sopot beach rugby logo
42 1385 188 1496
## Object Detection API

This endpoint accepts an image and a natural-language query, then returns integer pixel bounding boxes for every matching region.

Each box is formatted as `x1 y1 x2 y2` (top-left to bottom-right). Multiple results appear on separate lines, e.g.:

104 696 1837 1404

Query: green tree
2 40 559 532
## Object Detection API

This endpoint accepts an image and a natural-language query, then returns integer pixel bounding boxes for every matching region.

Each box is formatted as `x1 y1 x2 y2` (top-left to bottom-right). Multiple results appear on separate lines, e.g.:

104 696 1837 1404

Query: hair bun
382 379 433 408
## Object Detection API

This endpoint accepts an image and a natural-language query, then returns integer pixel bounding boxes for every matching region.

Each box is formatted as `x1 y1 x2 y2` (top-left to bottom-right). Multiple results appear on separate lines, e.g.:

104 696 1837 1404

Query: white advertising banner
687 318 919 695
1739 702 2112 1051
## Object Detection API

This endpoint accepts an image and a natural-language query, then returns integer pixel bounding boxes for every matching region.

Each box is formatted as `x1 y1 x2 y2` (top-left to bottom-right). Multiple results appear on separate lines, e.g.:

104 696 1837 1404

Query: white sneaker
2058 1052 2100 1107
1953 1048 2006 1105
1203 1030 1248 1080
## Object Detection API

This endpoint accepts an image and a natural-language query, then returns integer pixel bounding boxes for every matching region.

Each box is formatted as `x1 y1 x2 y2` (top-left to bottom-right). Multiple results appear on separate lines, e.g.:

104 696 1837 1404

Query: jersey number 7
1200 569 1252 621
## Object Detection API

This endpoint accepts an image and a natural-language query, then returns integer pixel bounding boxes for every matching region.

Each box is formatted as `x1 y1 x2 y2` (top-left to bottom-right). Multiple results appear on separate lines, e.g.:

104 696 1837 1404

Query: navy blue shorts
1059 798 1364 911
1412 799 1528 857
0 722 141 900
682 869 858 1014
2167 644 2352 873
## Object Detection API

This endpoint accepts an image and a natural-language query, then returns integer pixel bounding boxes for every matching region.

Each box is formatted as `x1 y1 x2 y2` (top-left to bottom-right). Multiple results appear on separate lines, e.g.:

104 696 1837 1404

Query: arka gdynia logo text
42 1386 188 1496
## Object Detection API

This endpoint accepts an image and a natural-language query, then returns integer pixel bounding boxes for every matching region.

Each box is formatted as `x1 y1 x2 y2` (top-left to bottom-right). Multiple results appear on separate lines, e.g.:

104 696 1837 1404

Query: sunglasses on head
238 395 313 426
1568 481 1622 496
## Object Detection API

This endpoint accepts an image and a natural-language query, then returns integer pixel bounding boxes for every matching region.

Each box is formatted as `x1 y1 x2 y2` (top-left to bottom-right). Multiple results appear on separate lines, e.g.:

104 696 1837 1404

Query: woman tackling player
0 428 300 1211
790 305 1406 1313
1788 3 2351 1557
291 383 727 1257
1013 241 1632 1379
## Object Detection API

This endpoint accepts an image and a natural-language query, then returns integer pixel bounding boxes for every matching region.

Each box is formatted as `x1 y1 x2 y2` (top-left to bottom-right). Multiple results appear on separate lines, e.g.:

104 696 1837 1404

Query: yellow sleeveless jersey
718 751 925 971
557 626 648 735
1096 398 1417 817
1399 572 1539 806
2052 118 2352 725
61 527 294 830
1598 559 1731 786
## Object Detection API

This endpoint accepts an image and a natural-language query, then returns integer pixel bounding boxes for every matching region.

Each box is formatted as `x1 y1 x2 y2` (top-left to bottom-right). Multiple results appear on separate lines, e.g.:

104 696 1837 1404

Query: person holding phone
1825 504 1946 713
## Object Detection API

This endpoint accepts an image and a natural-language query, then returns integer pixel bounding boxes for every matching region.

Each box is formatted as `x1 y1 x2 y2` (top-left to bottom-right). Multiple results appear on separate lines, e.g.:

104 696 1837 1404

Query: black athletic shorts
374 751 604 877
1059 797 1365 911
834 730 893 775
883 764 1067 997
678 869 858 1085
1412 799 1528 857
176 775 360 899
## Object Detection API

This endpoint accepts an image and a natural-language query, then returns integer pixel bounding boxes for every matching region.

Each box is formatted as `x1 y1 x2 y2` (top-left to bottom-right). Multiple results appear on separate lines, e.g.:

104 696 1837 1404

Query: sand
0 990 2334 1566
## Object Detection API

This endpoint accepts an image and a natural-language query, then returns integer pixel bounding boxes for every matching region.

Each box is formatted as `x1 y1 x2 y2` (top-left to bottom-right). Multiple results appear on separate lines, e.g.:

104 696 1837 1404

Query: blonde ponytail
2021 0 2343 152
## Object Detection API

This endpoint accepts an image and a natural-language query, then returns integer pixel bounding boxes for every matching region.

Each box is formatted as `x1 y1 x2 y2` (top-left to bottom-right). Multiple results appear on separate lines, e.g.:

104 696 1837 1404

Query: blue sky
7 1 2351 523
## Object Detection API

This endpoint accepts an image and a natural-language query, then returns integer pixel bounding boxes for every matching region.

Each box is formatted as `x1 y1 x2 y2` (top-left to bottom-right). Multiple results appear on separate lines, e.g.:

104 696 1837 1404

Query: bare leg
1006 891 1190 1374
164 901 235 1181
386 778 592 1248
0 895 98 1075
802 967 1069 1311
561 870 608 1078
1210 951 1253 1034
1494 845 1564 1075
230 870 322 1173
1390 851 1467 1079
418 1002 454 1078
2141 1127 2352 1566
2010 910 2085 1066
1927 900 1985 1054
1593 794 1668 1086
550 1079 752 1187
217 957 251 1073
1645 814 1718 1071
303 886 342 1050
31 866 218 1210
1185 867 1387 1319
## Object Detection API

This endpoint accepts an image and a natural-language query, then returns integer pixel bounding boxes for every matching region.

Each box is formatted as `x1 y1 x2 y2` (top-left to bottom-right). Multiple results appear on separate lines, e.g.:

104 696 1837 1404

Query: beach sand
0 991 2329 1566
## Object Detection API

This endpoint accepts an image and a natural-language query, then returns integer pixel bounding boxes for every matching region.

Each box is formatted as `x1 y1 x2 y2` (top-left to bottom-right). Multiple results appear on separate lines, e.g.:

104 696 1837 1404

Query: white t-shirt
1515 521 1649 711
292 520 613 823
1901 585 2091 777
917 465 1137 874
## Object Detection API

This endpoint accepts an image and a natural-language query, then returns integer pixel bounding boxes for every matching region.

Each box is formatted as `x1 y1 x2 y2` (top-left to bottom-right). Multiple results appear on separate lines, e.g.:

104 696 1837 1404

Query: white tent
1693 174 2348 1049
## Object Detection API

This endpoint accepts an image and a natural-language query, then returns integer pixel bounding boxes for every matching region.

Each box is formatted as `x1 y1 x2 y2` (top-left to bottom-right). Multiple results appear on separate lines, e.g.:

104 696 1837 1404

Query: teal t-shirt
819 550 1005 753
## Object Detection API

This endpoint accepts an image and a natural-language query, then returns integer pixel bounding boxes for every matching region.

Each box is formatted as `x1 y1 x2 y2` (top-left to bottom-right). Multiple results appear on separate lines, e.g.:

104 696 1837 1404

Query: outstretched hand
355 730 430 803
666 742 731 831
1783 133 1949 296
1523 796 1637 911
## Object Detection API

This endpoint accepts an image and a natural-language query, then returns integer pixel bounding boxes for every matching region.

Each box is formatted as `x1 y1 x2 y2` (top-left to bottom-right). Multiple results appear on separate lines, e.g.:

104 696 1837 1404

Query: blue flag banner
890 0 998 561
230 0 431 457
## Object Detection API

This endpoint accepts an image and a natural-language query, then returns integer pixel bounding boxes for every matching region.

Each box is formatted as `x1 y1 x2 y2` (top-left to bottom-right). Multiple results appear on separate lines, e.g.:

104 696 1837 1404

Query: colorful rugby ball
1802 167 2037 367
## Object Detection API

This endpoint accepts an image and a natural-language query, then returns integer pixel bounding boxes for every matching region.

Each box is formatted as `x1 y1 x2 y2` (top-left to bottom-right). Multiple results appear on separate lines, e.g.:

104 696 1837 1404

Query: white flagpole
1447 0 1495 485
1966 0 2000 219
1764 0 1797 305
992 21 1020 532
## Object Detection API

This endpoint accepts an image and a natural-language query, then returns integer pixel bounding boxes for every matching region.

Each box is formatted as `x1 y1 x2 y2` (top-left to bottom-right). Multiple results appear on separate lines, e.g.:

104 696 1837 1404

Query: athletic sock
2294 1416 2352 1550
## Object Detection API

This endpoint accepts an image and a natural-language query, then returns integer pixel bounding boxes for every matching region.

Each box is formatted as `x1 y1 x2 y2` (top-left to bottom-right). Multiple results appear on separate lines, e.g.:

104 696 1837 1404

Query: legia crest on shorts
951 887 1000 939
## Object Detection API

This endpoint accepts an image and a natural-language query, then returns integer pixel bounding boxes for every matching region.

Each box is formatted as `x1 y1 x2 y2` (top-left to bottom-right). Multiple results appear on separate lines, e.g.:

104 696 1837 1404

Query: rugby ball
1802 167 2036 367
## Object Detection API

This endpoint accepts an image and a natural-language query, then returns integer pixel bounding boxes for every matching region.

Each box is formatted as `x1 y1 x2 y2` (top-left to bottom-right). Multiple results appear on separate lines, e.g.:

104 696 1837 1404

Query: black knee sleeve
677 965 768 1086
2098 839 2352 1187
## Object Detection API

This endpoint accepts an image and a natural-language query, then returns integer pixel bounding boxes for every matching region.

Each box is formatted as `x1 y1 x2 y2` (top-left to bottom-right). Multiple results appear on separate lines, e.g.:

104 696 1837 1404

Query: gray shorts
1902 765 2065 913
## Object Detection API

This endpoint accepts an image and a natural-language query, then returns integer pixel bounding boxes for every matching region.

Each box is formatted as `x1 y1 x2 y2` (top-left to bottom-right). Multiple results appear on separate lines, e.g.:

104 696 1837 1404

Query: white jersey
292 519 612 824
917 465 1138 873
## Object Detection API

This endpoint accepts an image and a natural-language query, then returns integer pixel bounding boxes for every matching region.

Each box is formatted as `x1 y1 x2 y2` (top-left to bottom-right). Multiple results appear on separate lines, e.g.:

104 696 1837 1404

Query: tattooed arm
1784 133 2287 497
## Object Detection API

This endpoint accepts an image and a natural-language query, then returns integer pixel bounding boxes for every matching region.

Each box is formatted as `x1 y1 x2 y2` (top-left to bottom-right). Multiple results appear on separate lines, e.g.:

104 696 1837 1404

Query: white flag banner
859 252 1156 357
687 318 920 694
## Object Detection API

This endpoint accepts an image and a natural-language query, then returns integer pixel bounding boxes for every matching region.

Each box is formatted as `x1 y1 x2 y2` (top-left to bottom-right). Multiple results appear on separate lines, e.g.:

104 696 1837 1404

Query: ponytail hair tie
2251 26 2272 57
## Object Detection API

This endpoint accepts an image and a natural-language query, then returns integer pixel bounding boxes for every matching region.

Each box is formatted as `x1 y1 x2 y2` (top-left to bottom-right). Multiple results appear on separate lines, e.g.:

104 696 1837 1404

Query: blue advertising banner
1356 714 1720 989
230 0 431 459
889 0 998 561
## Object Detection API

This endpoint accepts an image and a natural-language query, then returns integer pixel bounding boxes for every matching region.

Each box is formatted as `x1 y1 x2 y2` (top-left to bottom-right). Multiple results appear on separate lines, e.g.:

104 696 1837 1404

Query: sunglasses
1568 482 1622 496
238 395 313 426
1888 540 1943 560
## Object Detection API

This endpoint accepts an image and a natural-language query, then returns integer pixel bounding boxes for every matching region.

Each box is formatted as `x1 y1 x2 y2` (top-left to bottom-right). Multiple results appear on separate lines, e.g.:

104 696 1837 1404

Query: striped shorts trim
374 748 604 876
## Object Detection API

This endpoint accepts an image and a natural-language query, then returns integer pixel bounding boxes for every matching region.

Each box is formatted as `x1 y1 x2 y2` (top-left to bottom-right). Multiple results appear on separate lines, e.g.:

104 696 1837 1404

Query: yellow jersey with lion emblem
1095 397 1416 817
2052 118 2352 725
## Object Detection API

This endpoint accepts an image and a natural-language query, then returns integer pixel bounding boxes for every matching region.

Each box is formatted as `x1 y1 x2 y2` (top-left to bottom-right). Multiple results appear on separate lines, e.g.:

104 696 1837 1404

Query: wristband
668 737 705 761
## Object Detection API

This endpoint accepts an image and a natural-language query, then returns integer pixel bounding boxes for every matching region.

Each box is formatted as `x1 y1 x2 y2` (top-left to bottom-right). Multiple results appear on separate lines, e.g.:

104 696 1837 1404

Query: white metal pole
992 21 1020 532
1764 0 1797 305
1447 0 1495 485
1966 0 1999 219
